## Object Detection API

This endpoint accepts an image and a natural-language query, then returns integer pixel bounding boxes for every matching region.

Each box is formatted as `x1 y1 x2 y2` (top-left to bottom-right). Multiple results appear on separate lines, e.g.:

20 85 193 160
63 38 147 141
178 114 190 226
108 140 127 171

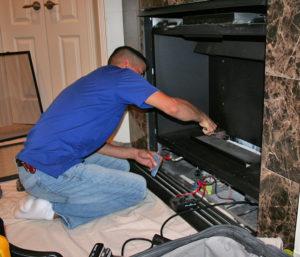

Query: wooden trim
95 0 108 67
0 137 25 147
86 0 98 70
0 26 3 51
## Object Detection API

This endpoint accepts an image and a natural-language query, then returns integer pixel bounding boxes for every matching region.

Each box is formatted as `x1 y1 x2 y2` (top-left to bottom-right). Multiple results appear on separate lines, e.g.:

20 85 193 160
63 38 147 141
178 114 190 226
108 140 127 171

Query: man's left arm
97 143 161 170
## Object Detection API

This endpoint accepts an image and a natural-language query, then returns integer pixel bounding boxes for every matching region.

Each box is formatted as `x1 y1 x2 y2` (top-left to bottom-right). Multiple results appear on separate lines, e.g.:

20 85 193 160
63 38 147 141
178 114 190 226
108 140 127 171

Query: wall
105 0 124 55
122 0 141 50
104 0 131 143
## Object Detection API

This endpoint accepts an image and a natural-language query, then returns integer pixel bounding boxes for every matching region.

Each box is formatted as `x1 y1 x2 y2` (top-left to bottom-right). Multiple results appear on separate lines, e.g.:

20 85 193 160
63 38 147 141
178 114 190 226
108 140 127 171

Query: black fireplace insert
131 0 267 234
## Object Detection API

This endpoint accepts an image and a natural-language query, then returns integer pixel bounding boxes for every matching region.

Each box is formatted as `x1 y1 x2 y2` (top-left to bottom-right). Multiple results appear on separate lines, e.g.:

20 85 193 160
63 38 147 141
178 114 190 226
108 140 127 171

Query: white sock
15 195 54 221
17 195 37 212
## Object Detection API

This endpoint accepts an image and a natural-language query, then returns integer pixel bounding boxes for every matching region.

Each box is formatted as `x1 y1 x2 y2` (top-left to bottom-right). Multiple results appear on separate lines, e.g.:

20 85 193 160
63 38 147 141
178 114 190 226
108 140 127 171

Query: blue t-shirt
17 65 159 178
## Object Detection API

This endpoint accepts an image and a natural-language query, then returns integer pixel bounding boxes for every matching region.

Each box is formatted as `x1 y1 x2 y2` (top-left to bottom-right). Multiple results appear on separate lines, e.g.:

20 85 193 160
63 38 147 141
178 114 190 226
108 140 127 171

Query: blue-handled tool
151 154 160 177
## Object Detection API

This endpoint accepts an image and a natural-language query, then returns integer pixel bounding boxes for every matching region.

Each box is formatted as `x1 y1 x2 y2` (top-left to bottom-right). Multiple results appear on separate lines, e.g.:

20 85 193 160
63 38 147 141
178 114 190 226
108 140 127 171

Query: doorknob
23 1 41 11
44 0 58 10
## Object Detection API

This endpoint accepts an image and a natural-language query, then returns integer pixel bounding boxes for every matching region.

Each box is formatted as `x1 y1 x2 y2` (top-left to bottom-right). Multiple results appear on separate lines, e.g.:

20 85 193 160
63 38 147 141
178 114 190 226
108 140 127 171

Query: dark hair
108 46 148 70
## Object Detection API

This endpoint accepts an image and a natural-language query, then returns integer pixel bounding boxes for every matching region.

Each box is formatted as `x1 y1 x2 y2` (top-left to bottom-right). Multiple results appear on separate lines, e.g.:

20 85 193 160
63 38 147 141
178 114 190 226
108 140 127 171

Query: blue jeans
18 153 147 229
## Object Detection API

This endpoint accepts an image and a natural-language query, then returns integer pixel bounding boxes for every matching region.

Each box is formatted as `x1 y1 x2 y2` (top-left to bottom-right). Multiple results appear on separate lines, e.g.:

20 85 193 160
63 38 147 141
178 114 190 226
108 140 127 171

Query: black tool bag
132 225 290 257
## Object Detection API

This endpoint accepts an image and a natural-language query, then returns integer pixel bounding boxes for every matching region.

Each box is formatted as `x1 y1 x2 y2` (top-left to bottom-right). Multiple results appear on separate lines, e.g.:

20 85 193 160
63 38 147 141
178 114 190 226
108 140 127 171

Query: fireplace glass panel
0 52 42 142
154 35 265 150
150 32 265 201
154 35 209 136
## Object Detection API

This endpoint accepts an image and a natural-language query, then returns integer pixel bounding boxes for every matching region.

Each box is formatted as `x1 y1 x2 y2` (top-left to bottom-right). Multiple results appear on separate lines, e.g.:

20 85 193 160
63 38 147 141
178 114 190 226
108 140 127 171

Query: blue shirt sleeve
116 69 159 109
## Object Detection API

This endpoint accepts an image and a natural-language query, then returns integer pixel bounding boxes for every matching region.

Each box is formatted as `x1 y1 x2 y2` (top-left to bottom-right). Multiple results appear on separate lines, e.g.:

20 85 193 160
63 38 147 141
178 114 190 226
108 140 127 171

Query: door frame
95 0 108 66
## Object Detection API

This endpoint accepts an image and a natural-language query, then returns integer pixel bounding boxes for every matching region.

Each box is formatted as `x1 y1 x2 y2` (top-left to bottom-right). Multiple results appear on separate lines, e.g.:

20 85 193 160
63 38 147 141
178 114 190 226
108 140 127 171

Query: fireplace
131 0 267 234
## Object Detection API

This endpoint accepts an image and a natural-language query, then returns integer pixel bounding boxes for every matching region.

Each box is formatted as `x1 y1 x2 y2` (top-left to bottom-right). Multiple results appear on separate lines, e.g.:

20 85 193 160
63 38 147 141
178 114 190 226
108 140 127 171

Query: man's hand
199 117 217 136
134 149 163 171
98 143 163 171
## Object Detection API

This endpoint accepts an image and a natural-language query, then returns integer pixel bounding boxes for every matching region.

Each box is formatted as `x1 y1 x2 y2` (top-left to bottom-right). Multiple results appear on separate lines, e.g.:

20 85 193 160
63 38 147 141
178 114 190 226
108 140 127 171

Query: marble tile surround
258 168 299 250
265 0 300 79
262 76 300 183
167 0 203 5
260 0 300 251
139 0 168 9
128 106 148 149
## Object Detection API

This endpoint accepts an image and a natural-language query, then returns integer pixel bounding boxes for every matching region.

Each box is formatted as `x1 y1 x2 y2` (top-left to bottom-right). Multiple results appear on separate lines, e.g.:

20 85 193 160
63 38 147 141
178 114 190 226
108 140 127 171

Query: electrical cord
200 175 236 202
160 200 254 238
214 178 236 201
120 199 256 256
120 171 257 256
121 238 152 256
237 207 258 217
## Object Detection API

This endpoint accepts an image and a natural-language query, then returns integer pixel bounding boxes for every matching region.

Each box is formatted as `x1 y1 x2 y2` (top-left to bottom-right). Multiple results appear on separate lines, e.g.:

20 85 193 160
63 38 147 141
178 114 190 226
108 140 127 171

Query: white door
0 0 99 110
44 0 97 98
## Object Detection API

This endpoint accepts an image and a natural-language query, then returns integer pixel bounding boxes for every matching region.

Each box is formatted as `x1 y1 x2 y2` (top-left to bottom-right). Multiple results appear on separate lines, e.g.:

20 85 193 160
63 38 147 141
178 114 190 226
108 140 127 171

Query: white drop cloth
0 179 196 257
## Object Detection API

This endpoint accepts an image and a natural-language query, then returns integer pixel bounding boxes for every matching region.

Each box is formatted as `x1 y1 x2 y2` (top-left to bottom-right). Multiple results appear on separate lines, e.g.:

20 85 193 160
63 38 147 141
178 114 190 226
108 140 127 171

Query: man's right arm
145 91 217 135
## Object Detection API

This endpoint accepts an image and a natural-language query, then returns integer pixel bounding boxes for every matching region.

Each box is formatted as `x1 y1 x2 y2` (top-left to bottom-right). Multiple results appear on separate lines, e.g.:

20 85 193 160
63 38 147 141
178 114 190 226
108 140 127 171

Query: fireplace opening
140 0 267 203
150 32 265 199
